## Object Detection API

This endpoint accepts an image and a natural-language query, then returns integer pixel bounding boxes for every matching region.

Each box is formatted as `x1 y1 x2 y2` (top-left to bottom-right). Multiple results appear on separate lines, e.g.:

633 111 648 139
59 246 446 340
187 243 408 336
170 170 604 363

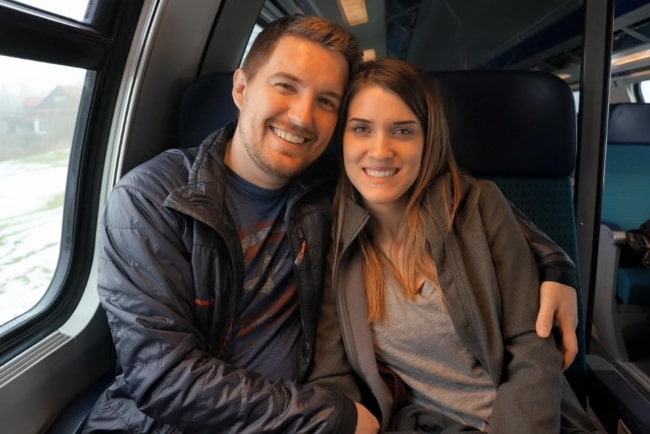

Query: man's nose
288 94 314 127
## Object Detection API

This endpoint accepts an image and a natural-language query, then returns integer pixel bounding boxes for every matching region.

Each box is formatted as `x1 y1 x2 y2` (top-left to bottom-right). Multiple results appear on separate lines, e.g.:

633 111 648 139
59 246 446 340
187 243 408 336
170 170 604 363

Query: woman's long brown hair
332 57 466 321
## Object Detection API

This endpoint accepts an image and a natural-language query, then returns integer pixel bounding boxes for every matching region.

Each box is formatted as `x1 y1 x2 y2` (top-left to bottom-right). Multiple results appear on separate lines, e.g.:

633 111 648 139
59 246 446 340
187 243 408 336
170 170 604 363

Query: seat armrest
601 222 627 246
592 224 629 360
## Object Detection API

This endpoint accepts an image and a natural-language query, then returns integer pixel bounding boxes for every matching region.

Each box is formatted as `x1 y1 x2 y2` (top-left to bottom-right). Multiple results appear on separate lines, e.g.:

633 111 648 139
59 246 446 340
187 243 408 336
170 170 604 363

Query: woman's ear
232 68 246 109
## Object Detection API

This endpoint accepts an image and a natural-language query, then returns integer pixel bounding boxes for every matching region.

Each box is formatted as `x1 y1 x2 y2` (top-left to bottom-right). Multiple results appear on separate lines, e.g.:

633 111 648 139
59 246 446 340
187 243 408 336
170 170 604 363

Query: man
84 14 579 433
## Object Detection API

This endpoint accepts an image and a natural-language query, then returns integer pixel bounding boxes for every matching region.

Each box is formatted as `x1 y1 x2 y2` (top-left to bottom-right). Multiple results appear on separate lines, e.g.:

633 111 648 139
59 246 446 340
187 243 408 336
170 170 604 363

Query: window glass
240 24 263 66
640 80 650 102
0 55 86 325
11 0 92 22
572 90 580 112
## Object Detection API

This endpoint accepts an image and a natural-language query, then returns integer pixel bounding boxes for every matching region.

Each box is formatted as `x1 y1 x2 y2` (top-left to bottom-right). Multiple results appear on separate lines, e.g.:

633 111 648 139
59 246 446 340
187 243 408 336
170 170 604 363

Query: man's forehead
268 36 348 73
258 35 348 91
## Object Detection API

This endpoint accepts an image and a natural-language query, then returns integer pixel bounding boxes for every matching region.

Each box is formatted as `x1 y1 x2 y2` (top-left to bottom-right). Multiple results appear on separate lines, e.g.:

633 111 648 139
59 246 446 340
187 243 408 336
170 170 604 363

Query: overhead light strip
338 0 368 26
611 48 650 67
363 49 376 61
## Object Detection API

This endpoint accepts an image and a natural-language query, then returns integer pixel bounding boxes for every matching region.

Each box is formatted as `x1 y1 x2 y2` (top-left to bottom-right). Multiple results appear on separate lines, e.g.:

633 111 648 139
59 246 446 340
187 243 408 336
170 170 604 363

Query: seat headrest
431 70 577 177
177 70 577 178
178 72 238 148
607 103 650 145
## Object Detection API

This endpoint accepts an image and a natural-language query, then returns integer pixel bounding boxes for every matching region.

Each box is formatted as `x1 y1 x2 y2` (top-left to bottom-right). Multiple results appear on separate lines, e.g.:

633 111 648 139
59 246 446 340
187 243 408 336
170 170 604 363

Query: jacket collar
339 199 370 251
337 172 472 252
165 121 337 231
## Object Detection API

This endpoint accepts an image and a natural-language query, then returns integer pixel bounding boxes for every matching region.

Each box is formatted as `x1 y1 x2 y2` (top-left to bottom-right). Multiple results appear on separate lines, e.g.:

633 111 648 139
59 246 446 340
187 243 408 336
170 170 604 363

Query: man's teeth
365 168 396 178
273 128 306 144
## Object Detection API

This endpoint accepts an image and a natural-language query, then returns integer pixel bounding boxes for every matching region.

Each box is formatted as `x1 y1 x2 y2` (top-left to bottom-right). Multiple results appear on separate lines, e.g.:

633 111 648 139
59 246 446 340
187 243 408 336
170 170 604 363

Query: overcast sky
14 0 89 21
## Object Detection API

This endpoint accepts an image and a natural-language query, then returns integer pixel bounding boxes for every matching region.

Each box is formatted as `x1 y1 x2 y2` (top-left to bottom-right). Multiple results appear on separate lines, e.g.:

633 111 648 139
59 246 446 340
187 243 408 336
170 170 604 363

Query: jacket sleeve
479 182 563 433
305 258 364 403
509 201 580 290
97 184 357 434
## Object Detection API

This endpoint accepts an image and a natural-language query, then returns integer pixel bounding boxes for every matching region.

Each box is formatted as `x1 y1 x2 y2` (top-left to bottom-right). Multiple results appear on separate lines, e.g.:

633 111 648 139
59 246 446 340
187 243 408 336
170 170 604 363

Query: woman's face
343 84 424 213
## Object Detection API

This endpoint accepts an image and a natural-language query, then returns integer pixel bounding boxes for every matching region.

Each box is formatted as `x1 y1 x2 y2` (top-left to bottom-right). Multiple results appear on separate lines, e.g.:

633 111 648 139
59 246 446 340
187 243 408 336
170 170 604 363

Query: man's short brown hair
241 14 363 82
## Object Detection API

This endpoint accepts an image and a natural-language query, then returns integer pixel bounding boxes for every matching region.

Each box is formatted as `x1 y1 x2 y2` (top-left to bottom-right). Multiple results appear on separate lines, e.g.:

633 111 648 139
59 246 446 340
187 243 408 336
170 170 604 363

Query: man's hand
535 281 579 370
354 402 379 434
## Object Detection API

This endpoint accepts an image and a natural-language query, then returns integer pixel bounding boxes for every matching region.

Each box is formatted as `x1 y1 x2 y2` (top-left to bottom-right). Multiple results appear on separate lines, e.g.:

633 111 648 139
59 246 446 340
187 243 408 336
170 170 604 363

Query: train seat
431 70 586 397
592 102 650 362
177 71 238 148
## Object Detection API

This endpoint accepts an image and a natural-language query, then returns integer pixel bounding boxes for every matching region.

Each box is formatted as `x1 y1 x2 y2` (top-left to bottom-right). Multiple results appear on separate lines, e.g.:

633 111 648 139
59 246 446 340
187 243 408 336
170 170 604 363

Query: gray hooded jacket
319 175 590 433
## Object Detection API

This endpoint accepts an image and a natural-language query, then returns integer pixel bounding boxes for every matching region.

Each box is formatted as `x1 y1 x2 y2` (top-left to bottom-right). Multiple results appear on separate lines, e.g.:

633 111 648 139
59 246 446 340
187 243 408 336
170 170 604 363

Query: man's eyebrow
323 89 343 102
269 72 300 83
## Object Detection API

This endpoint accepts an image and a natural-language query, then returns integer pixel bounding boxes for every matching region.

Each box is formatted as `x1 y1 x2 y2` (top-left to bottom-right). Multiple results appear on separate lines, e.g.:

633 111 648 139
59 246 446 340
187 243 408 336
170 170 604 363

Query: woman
329 58 598 433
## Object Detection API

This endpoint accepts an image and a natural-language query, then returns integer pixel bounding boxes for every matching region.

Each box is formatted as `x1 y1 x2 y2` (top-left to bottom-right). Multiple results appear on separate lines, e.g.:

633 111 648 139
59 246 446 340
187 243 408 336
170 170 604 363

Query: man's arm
509 201 579 369
538 281 578 370
484 184 564 432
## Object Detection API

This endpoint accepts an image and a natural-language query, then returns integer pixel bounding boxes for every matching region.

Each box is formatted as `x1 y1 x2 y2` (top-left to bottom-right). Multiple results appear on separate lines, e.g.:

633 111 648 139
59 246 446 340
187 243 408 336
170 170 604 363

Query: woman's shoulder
465 177 508 203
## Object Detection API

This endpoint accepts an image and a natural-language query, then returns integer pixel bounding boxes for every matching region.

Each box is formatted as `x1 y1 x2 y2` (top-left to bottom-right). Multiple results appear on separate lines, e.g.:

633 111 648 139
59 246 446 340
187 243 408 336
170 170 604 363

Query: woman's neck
365 200 408 261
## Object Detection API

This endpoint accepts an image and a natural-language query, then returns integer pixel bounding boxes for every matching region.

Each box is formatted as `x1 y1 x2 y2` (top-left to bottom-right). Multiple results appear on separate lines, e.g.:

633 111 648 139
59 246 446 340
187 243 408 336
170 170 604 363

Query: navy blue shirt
223 167 300 381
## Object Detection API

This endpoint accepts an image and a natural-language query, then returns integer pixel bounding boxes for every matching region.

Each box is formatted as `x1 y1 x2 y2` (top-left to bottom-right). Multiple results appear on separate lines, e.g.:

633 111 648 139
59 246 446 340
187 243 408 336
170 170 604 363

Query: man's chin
268 156 315 179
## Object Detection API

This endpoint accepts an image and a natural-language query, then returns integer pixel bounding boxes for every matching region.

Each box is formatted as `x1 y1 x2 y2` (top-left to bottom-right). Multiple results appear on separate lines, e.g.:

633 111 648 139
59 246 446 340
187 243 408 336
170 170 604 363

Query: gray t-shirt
371 276 496 430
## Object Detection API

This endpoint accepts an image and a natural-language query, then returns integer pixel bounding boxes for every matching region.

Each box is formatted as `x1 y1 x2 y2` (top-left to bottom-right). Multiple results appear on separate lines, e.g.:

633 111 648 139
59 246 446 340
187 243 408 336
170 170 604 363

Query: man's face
227 35 349 189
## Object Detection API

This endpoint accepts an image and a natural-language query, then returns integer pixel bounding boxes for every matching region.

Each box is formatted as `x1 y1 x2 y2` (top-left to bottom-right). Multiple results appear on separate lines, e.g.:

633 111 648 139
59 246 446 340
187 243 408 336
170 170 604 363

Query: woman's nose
368 133 393 159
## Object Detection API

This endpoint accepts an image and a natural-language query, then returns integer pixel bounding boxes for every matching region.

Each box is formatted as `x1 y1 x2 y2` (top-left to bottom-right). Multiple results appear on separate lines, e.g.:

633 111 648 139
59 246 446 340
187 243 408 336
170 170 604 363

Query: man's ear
232 68 246 110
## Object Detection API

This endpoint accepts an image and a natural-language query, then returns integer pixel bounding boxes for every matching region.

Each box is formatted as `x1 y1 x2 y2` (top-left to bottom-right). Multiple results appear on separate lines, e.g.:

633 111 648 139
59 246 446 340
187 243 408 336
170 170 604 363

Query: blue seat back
177 68 586 390
177 71 238 148
603 103 650 305
602 103 650 231
431 70 585 383
432 70 579 262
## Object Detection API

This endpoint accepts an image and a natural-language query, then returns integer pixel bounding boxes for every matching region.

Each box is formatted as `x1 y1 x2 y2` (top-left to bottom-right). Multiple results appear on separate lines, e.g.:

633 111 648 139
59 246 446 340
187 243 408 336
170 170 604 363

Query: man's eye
275 82 293 91
319 97 336 109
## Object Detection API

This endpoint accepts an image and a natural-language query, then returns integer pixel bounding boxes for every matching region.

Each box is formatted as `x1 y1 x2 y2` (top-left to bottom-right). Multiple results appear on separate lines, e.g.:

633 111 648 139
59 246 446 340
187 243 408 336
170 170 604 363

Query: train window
572 90 581 111
640 79 650 101
0 0 142 364
0 55 86 326
11 0 92 22
241 23 263 65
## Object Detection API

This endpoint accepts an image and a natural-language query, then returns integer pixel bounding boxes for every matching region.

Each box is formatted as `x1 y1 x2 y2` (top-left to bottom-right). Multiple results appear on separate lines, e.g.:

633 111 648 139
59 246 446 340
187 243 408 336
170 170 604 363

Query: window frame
0 0 144 364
